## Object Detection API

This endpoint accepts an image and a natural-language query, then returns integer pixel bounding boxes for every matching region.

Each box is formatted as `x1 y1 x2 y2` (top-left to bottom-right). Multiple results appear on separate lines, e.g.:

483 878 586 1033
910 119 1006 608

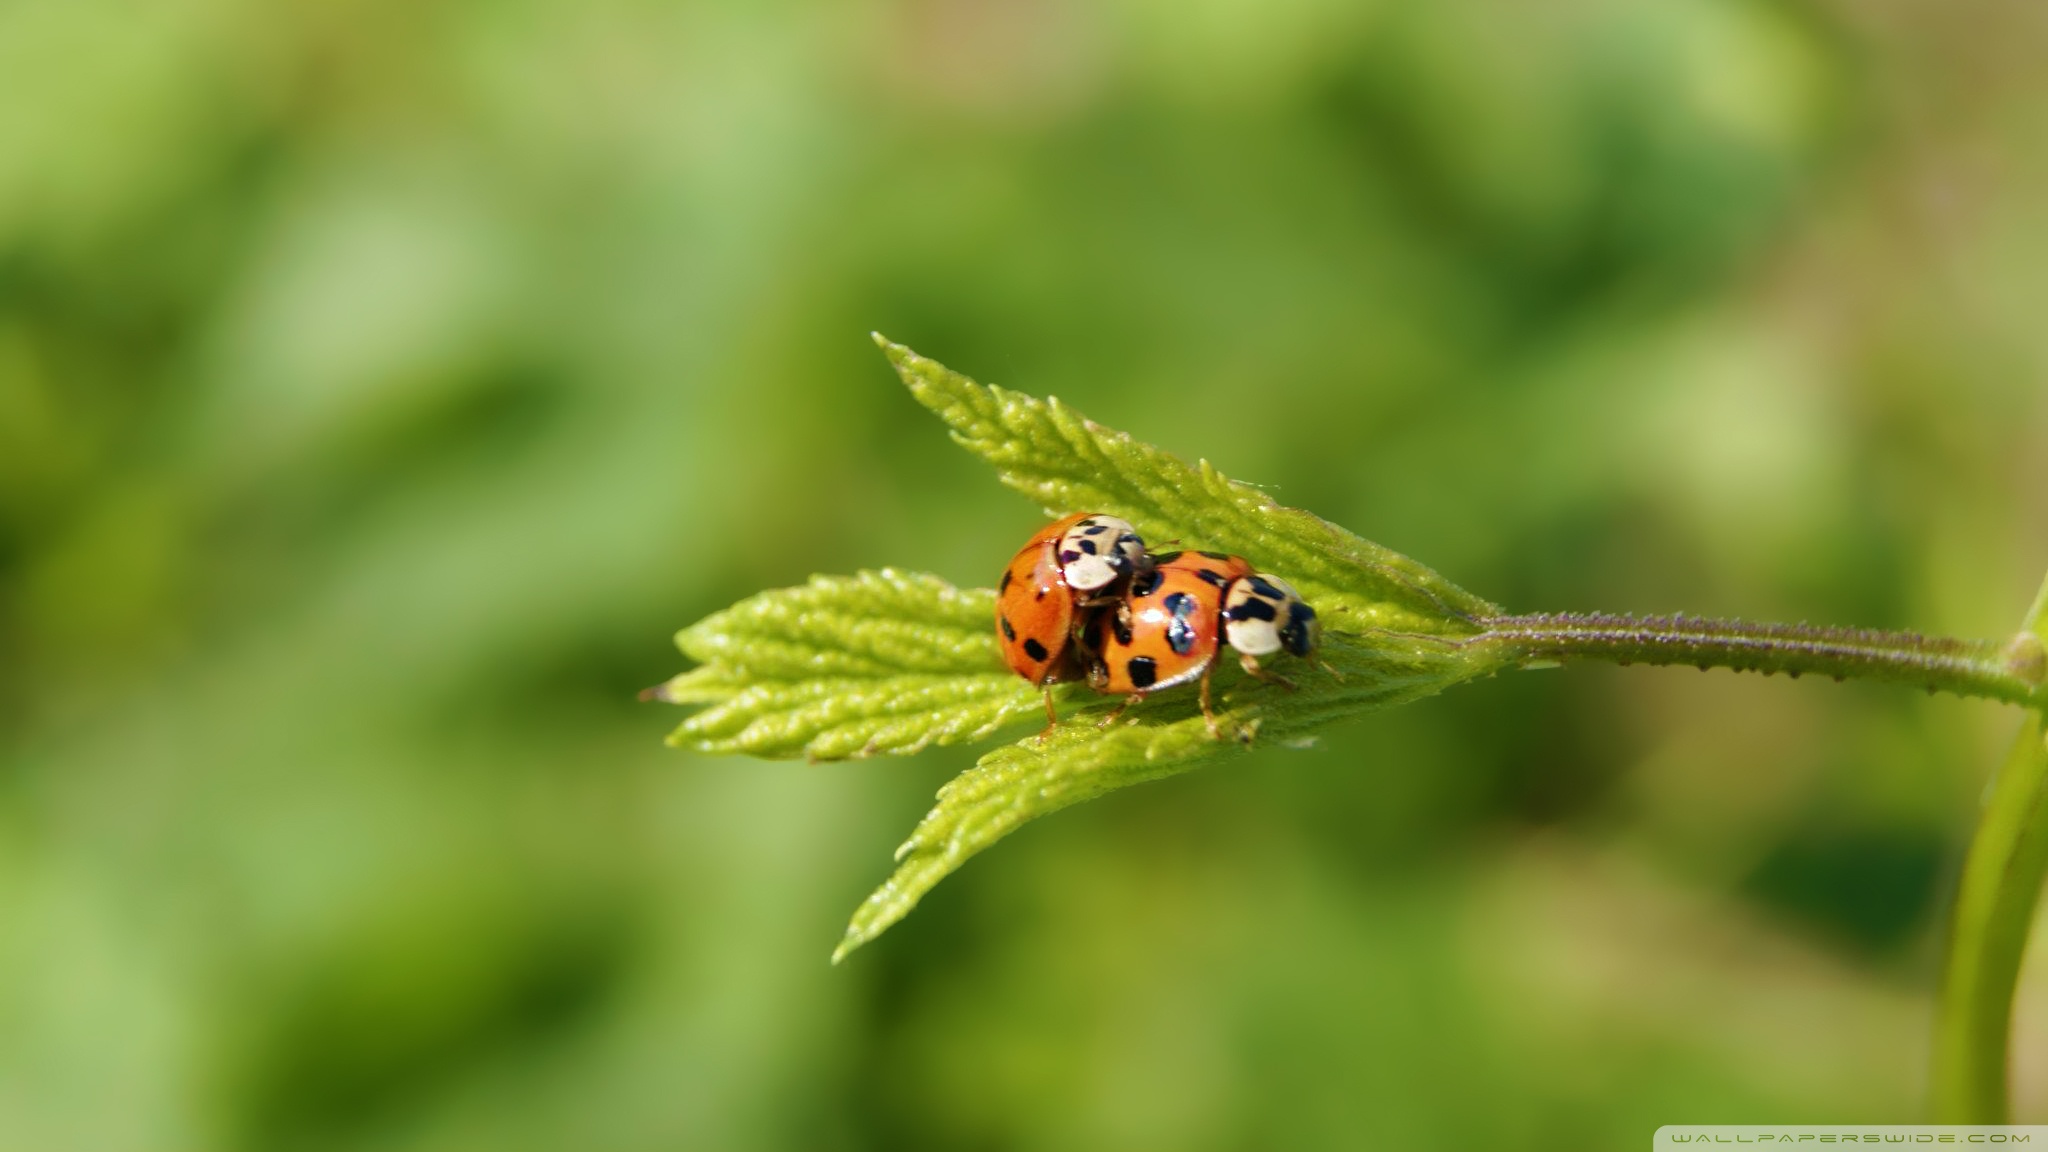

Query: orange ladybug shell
995 513 1093 686
1088 551 1254 695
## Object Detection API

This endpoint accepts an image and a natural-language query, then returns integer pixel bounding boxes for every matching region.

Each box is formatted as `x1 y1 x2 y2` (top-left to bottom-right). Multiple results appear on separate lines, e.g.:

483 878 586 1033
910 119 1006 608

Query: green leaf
648 569 1045 761
650 339 1511 961
821 339 1510 960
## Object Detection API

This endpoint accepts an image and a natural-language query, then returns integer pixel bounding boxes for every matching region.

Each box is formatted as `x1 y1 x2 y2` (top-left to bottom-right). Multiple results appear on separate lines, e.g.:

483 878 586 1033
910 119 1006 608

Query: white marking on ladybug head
1062 554 1118 590
1225 616 1281 656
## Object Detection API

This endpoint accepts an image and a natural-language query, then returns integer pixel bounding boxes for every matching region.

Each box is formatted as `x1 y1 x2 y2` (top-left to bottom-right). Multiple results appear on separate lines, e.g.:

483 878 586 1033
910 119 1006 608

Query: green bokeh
2 0 2045 1148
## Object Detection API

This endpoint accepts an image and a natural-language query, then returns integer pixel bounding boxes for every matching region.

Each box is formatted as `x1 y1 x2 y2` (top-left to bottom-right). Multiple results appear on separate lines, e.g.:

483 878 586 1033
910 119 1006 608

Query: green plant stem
1471 612 2044 709
1472 603 2048 1118
1932 574 2048 1122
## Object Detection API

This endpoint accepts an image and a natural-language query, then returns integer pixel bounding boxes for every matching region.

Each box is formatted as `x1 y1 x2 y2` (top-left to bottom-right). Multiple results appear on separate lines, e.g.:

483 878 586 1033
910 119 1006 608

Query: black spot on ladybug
1077 538 1098 555
1000 616 1016 641
1130 570 1162 598
1227 597 1277 623
1083 524 1109 536
999 569 1013 593
1126 655 1158 688
1248 576 1284 600
1163 592 1194 617
1151 551 1183 566
1059 550 1080 564
1195 569 1229 588
1023 638 1049 662
1199 550 1232 561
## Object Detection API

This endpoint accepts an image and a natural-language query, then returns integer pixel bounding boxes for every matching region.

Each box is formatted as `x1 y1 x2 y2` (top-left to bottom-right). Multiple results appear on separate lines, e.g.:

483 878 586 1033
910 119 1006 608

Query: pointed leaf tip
871 332 918 372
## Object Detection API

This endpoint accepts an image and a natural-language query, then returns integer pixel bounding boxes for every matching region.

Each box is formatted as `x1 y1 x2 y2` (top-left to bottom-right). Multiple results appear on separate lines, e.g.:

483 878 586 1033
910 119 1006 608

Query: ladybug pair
995 512 1321 736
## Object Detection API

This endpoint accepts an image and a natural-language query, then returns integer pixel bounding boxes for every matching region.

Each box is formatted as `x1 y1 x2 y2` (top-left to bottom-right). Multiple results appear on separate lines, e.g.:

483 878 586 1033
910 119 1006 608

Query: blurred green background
3 0 2047 1148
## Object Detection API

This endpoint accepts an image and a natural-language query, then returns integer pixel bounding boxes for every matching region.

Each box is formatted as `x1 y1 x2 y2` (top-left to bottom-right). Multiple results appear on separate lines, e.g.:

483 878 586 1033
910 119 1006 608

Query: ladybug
1086 551 1320 737
995 512 1152 726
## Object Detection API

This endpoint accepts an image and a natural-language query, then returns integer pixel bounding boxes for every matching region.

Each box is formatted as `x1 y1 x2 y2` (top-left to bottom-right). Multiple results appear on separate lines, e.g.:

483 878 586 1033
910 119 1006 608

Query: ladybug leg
1235 651 1297 692
1097 691 1145 728
1199 661 1222 740
1035 687 1059 743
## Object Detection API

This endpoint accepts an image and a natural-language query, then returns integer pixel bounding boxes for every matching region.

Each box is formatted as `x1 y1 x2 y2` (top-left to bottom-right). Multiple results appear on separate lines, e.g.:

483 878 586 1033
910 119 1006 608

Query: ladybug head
1057 515 1151 593
1222 572 1318 660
